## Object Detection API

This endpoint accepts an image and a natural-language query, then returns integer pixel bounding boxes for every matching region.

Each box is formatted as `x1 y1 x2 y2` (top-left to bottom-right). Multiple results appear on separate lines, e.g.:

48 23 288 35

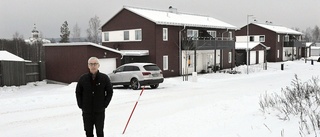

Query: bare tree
12 31 24 40
312 25 320 42
305 27 313 42
86 15 101 44
72 23 81 42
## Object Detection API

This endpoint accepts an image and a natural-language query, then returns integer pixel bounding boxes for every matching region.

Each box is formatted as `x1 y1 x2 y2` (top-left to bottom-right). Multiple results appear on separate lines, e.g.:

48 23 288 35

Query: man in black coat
76 57 113 137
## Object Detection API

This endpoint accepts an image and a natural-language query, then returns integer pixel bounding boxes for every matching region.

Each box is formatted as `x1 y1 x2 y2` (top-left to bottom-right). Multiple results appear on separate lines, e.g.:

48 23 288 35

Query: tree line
0 15 102 62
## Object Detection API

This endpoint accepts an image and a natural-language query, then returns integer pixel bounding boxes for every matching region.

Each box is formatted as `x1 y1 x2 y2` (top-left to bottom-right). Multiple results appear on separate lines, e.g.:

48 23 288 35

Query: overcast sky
1 0 319 39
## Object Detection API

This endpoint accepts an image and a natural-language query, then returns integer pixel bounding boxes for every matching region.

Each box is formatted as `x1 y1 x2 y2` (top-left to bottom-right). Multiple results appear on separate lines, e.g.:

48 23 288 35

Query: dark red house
44 42 122 83
236 23 305 62
101 6 237 77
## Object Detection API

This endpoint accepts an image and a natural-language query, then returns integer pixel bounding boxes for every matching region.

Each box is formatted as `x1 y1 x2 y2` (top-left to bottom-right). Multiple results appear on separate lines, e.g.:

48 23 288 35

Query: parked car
108 63 164 90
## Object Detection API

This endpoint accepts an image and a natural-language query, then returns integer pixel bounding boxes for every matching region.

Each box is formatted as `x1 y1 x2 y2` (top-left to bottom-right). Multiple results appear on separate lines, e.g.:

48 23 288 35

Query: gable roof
235 42 270 50
253 23 303 35
104 6 237 30
0 51 25 62
43 42 122 55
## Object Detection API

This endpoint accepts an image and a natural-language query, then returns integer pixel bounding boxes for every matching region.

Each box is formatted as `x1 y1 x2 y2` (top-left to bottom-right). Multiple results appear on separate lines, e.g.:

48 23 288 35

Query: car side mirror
113 70 117 73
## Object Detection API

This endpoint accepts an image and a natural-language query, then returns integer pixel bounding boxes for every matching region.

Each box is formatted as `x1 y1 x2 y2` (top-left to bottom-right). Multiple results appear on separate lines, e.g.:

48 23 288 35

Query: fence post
281 63 284 70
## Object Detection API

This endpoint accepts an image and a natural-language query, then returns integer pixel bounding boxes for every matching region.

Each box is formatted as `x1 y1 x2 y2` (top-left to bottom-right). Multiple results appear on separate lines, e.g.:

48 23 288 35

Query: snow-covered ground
1 59 320 137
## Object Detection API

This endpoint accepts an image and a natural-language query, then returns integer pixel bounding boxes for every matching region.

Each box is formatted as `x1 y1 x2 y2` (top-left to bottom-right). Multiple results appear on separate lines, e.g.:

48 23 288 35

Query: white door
258 50 264 64
250 51 256 65
99 58 116 75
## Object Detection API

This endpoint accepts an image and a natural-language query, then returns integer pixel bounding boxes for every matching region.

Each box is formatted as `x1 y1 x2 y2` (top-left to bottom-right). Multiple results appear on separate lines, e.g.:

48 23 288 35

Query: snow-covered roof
235 42 270 50
120 50 149 56
121 6 237 29
43 42 122 55
0 51 25 62
253 23 303 35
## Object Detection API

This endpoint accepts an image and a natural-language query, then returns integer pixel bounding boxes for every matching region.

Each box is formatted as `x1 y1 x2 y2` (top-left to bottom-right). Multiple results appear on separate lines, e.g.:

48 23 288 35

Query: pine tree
60 21 70 43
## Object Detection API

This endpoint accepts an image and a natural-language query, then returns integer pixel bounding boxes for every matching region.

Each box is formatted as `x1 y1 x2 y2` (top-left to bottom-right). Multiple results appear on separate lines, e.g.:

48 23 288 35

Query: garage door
250 51 256 65
258 50 264 64
99 58 116 75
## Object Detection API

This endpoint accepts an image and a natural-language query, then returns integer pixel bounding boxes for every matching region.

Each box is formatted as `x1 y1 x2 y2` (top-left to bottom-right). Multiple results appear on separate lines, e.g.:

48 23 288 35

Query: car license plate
152 74 159 77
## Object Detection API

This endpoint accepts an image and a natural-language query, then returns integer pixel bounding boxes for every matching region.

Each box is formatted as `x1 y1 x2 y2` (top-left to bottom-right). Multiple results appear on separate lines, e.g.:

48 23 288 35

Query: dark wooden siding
0 61 45 86
44 45 122 83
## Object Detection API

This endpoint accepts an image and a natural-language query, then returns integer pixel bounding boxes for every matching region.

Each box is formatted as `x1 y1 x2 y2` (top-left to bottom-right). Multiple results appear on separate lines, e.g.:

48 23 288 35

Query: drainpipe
179 25 186 76
221 28 229 70
221 28 229 40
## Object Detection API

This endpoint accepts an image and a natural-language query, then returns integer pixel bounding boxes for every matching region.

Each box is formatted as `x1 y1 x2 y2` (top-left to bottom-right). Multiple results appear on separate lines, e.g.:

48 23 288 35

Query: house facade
236 23 305 62
101 6 237 77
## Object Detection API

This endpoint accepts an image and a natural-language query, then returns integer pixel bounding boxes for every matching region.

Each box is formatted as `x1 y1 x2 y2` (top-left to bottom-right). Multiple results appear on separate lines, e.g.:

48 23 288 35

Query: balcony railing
193 39 235 50
284 40 306 47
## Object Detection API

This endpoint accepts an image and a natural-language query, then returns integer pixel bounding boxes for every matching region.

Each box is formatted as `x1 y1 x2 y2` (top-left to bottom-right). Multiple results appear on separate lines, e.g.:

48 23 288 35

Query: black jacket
76 71 113 113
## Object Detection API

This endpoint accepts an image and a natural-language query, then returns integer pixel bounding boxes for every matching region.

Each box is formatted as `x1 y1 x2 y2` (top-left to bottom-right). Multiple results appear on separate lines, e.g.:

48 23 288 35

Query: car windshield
144 65 160 71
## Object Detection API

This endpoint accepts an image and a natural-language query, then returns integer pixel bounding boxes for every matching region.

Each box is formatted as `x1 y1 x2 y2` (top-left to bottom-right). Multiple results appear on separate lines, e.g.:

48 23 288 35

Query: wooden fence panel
25 62 39 83
0 61 46 86
1 61 26 86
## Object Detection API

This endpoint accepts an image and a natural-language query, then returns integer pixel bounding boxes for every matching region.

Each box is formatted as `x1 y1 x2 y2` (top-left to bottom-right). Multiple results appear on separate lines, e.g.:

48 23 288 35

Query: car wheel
150 84 159 89
130 78 140 90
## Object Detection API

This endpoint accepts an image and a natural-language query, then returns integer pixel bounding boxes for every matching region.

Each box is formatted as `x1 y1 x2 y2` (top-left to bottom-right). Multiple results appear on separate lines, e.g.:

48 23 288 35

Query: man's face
88 59 100 74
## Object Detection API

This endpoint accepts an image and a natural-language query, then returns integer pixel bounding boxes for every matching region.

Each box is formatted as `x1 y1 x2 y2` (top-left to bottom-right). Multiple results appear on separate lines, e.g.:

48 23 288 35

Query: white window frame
163 28 168 41
259 36 265 42
277 50 280 58
103 32 109 41
187 29 198 40
135 29 142 41
284 35 289 42
163 55 168 70
278 35 280 42
124 31 129 40
207 30 216 39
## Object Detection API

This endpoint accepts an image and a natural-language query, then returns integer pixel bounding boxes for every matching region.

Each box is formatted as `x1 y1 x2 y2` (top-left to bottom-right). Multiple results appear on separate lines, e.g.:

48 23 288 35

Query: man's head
88 57 100 74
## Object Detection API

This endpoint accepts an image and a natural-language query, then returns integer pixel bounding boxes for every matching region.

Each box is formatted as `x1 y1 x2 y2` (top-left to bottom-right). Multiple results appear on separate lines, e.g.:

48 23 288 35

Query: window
163 55 168 70
124 31 129 40
284 35 289 42
277 50 280 58
104 32 109 41
250 36 254 42
228 52 232 63
259 36 265 42
135 29 142 40
207 30 216 39
278 35 280 42
187 29 198 40
163 28 168 41
229 31 233 40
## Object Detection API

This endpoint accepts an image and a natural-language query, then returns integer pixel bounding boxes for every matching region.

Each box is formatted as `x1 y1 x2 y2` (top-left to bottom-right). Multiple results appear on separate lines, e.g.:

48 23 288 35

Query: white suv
108 63 164 90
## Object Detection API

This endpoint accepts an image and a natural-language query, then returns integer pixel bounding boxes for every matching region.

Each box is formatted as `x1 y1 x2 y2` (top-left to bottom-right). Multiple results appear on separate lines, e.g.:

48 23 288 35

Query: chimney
169 6 177 13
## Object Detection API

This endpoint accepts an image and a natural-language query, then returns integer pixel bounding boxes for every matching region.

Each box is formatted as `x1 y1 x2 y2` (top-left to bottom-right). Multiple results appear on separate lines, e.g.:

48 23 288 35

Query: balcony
182 37 235 50
284 40 306 47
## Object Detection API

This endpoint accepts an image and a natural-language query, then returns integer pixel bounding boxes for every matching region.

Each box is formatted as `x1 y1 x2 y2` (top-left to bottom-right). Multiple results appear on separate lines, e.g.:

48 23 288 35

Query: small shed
235 42 270 66
43 42 123 83
0 51 44 86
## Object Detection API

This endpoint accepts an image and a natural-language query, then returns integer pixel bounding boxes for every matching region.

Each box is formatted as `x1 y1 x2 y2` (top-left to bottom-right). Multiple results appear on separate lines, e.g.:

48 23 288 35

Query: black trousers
82 111 105 137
